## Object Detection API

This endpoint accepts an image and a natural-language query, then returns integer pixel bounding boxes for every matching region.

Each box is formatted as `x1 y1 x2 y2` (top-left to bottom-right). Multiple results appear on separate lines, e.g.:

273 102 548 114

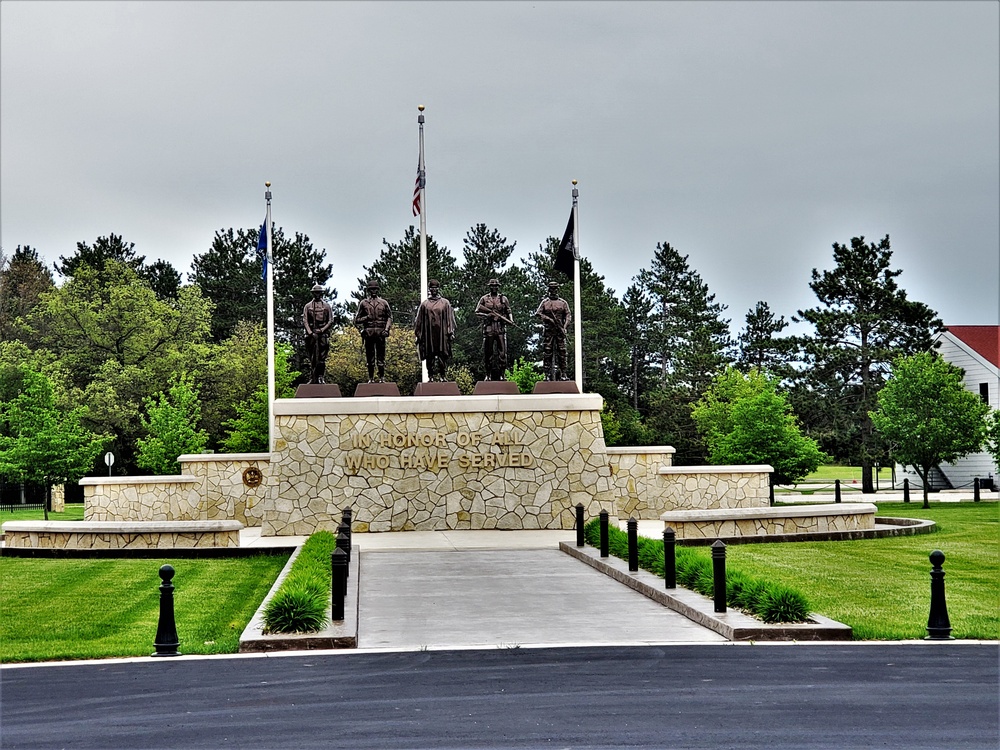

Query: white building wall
897 332 999 490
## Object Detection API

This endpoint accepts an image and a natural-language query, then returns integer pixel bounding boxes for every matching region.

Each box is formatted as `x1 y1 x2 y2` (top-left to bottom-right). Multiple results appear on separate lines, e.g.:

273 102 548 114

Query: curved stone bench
660 503 877 540
1 520 243 549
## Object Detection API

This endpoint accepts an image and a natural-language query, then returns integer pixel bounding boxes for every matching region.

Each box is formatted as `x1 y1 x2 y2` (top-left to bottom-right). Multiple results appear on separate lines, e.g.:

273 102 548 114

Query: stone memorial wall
266 393 617 535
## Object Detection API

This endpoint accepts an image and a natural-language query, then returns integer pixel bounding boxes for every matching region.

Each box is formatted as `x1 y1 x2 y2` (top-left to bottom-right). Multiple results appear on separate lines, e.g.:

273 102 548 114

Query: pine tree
795 235 943 493
735 301 795 380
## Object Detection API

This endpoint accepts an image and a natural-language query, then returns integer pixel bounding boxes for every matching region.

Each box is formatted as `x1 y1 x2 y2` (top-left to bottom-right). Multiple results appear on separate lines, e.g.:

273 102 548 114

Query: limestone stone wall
660 503 877 540
2 520 241 549
267 394 617 535
606 446 675 518
81 476 200 521
178 453 271 527
51 484 65 513
611 463 772 519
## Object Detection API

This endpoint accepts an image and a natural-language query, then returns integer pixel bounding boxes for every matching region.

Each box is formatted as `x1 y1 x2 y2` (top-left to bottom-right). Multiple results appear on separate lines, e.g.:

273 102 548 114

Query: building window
980 383 989 403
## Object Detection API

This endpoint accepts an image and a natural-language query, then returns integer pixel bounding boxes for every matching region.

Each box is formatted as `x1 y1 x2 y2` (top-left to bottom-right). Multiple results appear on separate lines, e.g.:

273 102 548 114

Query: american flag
412 165 422 216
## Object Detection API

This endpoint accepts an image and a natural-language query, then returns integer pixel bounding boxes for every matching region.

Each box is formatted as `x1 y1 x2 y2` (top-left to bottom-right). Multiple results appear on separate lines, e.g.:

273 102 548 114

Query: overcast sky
2 1 997 333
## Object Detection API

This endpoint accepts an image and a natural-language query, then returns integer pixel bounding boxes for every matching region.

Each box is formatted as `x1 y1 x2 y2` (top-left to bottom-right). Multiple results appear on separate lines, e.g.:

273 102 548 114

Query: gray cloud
2 1 997 329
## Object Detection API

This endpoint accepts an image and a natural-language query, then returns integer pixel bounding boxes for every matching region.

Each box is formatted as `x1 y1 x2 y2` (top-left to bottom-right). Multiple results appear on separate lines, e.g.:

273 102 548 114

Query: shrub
262 577 329 634
757 584 810 624
262 531 338 634
583 519 811 623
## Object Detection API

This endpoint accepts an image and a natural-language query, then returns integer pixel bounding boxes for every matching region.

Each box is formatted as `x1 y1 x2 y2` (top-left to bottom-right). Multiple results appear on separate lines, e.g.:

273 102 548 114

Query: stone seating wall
659 503 877 540
1 520 243 549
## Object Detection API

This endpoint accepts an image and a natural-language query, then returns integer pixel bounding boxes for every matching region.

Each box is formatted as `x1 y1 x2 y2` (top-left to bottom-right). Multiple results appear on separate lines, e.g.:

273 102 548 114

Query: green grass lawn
1 505 86 522
727 502 1000 640
0 553 288 663
800 465 894 484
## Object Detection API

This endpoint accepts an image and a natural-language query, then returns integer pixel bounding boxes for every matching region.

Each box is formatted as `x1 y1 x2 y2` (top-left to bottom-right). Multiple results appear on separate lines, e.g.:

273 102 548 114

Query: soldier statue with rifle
475 278 514 381
534 281 571 381
303 283 334 384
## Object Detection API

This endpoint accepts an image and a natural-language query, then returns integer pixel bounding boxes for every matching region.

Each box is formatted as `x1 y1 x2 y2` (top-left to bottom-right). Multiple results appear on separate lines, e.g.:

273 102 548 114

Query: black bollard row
627 517 638 572
331 547 348 621
575 503 585 547
599 510 609 558
711 540 727 614
925 550 953 640
152 564 181 657
663 527 676 589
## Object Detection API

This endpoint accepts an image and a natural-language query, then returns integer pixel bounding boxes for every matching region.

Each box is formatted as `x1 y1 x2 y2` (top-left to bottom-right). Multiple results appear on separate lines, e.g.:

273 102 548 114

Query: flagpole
265 182 276 453
571 180 582 392
417 105 429 382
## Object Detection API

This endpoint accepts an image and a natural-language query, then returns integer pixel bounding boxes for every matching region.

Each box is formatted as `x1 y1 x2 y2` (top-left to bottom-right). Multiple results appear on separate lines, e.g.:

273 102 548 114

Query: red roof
946 326 1000 367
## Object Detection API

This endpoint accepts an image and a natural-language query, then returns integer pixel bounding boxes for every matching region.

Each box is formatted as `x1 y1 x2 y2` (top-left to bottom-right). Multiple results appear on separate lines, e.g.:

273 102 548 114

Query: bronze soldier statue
303 283 334 384
534 281 571 381
354 279 393 383
414 279 456 382
475 278 513 380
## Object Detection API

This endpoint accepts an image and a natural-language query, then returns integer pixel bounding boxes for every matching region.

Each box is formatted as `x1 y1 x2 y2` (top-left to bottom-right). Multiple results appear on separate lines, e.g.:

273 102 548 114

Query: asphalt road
2 644 997 749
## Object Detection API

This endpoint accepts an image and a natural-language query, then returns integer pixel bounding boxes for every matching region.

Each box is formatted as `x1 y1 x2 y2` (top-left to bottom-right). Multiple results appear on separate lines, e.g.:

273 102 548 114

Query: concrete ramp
357 548 726 650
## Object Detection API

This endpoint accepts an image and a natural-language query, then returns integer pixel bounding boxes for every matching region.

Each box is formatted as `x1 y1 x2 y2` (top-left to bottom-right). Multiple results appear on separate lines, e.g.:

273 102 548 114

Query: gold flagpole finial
265 181 271 187
418 104 425 112
571 180 577 186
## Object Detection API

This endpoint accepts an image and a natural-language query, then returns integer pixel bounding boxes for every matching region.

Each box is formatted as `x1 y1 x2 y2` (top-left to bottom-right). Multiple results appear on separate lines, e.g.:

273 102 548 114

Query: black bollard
331 547 348 621
336 528 351 576
903 478 910 503
925 550 954 640
711 540 727 613
973 477 981 503
663 528 676 589
152 564 181 657
342 506 353 539
599 510 609 558
627 517 639 572
768 474 774 507
834 478 841 503
576 503 585 547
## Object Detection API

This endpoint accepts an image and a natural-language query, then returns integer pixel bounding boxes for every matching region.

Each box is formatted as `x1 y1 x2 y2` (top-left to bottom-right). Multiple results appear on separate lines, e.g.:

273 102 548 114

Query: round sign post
104 451 115 477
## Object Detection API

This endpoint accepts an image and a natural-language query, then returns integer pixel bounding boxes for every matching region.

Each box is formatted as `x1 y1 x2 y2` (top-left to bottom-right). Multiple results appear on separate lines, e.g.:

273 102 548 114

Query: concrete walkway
240 524 727 648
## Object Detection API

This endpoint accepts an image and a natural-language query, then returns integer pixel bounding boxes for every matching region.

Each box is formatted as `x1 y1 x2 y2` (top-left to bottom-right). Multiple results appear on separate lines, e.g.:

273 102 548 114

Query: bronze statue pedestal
295 384 342 398
354 382 401 398
473 380 520 395
532 381 580 395
413 381 462 396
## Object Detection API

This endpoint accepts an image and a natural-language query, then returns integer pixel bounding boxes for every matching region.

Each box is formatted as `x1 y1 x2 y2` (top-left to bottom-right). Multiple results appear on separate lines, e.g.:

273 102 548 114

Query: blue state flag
257 220 268 280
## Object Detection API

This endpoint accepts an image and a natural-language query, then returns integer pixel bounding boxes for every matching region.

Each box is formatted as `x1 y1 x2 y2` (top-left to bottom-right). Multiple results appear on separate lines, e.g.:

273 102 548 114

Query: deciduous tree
136 373 209 474
692 367 828 484
871 352 989 505
0 364 106 518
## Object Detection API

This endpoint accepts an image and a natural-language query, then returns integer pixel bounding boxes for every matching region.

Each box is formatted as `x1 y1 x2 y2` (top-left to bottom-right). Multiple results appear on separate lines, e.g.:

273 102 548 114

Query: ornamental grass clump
583 519 811 624
262 531 337 634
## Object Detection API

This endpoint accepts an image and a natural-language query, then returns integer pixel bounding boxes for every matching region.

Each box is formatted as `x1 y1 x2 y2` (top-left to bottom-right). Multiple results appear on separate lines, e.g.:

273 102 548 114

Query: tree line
1 226 997 492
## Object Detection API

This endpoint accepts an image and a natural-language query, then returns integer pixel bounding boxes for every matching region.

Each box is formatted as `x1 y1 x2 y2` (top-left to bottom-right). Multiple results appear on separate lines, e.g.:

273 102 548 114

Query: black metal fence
0 479 85 511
